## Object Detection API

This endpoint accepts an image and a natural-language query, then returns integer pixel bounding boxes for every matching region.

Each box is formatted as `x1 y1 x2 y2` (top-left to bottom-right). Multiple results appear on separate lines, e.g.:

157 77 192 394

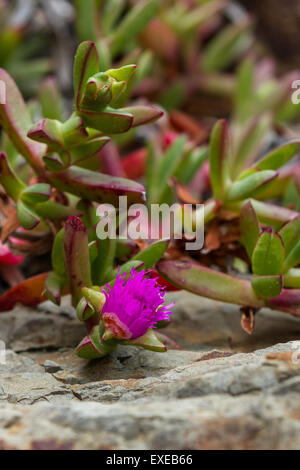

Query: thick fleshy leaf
45 271 65 306
240 201 260 258
0 152 25 201
226 170 278 201
0 272 49 312
76 297 96 322
234 59 254 124
70 137 110 165
252 229 285 276
73 41 99 110
110 260 144 281
131 239 169 269
27 118 64 151
209 119 230 200
283 240 300 273
121 105 163 127
63 216 92 306
76 325 116 359
109 0 159 57
17 200 40 230
155 135 186 203
251 275 283 299
231 114 271 178
21 183 51 205
157 259 265 308
81 287 106 314
125 328 167 352
48 166 146 205
0 69 46 173
202 21 252 72
256 140 300 171
79 107 133 134
107 64 137 82
279 215 300 256
158 260 300 316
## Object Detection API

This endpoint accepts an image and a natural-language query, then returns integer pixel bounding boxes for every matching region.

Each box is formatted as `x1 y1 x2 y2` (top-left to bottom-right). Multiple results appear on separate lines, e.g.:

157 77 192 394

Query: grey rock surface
0 291 300 449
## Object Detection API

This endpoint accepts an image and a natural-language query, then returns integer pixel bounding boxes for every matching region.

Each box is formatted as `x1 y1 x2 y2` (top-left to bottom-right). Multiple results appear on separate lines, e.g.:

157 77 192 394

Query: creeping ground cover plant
1 16 300 360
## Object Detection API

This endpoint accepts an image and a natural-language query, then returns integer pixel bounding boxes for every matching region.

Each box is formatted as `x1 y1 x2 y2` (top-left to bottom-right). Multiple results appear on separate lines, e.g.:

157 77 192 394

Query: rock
0 350 75 404
0 305 85 352
1 292 300 448
1 393 300 449
165 291 300 352
43 360 62 374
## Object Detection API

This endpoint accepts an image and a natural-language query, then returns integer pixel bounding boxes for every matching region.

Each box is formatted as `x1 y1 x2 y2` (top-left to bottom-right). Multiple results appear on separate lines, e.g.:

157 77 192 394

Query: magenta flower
102 268 174 340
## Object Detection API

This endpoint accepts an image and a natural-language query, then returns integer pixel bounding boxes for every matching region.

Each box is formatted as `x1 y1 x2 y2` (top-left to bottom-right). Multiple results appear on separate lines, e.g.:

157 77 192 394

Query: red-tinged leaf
79 108 133 134
0 69 46 174
0 272 49 312
157 259 266 307
73 41 99 110
240 200 260 258
121 105 163 127
63 216 92 306
122 148 147 179
27 118 64 151
48 166 146 206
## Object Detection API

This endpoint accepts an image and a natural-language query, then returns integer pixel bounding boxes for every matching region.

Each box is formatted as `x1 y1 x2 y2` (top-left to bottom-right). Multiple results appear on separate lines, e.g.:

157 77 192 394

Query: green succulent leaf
63 216 92 306
283 240 300 273
226 170 278 202
0 152 26 201
252 229 285 276
121 105 163 127
209 119 231 200
45 271 65 306
73 41 99 110
17 200 40 230
21 183 51 205
109 0 159 57
124 328 167 352
48 166 146 206
279 216 300 256
79 107 134 134
240 201 260 258
251 275 283 299
256 140 300 171
130 239 170 269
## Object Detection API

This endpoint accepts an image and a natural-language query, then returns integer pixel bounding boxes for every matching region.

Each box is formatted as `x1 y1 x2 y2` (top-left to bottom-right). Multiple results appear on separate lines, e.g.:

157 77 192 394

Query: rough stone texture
1 291 300 449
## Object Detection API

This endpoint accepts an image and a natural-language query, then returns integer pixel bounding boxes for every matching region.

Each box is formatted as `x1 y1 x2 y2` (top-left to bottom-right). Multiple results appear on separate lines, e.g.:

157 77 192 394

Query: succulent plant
156 118 300 327
0 40 173 358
